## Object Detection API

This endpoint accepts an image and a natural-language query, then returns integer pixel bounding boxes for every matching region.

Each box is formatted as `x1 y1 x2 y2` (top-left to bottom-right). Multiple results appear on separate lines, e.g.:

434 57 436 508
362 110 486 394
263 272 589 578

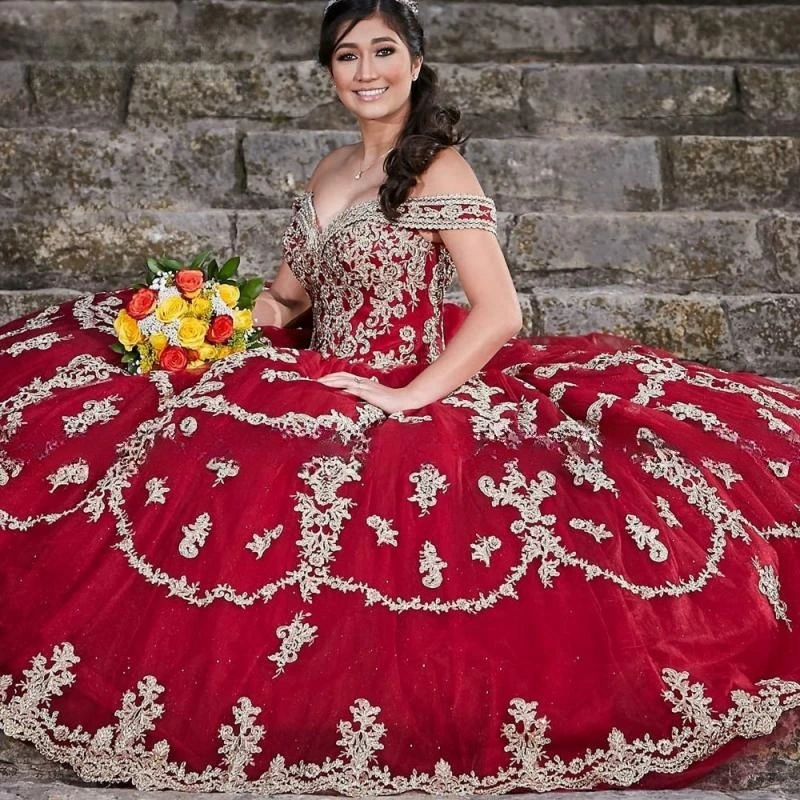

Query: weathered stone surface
0 1 177 61
0 126 238 211
0 210 233 291
30 63 126 127
234 209 296 278
506 212 780 292
129 61 333 125
0 289 80 327
436 63 522 115
668 137 800 210
423 4 643 63
466 137 662 211
723 294 800 374
653 6 800 62
0 63 28 127
694 709 800 792
178 0 319 62
243 130 358 205
740 67 800 123
532 288 733 364
522 64 735 129
764 213 800 285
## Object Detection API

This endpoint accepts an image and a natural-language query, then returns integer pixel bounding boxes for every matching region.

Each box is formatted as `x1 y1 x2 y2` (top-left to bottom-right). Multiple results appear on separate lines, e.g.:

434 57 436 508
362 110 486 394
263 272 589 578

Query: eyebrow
334 36 398 52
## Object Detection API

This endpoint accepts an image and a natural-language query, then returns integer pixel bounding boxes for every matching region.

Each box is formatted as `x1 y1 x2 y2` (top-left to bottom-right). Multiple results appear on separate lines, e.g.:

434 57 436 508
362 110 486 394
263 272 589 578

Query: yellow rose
177 317 208 350
218 284 240 308
233 308 253 331
149 332 168 354
191 295 212 318
197 343 217 361
216 345 233 359
113 309 142 349
187 359 206 370
155 295 188 323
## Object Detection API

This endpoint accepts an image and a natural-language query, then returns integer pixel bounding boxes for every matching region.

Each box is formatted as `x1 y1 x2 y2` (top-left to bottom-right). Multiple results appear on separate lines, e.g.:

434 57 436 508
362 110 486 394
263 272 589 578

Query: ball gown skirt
1 192 799 795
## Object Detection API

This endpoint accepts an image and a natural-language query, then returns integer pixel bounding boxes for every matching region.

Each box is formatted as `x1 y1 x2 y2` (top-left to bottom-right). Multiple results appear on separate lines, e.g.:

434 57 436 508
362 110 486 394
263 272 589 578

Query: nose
355 54 379 82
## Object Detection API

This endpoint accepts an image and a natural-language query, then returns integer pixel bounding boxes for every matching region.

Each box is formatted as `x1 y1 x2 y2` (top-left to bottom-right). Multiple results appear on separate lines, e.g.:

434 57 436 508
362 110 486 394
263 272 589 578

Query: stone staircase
1 0 800 792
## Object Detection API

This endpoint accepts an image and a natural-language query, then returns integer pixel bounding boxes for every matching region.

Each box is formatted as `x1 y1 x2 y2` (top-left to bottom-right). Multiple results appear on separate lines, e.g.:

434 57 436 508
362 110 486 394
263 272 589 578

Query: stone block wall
1 0 799 377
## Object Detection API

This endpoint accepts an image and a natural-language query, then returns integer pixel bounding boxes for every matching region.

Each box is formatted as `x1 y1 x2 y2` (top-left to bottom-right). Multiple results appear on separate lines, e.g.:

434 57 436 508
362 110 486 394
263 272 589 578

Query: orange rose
126 288 158 320
159 345 189 372
174 269 204 298
206 315 234 344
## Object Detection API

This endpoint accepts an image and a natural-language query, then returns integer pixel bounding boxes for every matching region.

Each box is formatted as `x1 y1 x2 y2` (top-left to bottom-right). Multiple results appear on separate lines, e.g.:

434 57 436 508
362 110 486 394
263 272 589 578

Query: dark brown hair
319 0 468 220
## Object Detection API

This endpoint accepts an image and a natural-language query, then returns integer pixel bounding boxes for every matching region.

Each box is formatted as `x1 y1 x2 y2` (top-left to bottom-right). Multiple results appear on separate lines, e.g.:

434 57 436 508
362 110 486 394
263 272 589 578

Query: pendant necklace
354 146 393 181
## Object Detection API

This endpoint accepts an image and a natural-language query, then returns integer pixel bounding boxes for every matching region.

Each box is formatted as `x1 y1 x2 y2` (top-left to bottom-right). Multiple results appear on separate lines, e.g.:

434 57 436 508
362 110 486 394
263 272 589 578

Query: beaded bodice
282 191 497 370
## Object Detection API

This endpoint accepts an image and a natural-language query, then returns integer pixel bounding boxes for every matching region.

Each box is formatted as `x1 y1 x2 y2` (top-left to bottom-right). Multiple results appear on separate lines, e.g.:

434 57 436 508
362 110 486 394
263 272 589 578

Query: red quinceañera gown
1 192 799 795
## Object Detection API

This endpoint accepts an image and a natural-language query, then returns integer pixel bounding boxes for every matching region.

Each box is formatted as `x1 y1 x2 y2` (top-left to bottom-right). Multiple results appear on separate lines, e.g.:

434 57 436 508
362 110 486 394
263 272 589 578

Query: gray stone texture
0 209 233 290
506 212 784 293
243 129 358 205
0 289 80 327
740 67 800 124
29 63 127 127
0 126 238 211
235 209 295 277
653 6 800 63
522 64 736 128
466 136 662 211
667 137 800 211
0 1 178 61
423 4 643 62
529 287 734 365
0 63 28 126
129 61 333 125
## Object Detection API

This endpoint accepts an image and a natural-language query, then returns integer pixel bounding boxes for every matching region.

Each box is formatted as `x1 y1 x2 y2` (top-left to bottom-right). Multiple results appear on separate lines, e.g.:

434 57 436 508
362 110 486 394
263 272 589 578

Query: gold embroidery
408 463 450 517
268 612 319 677
4 332 72 357
2 643 799 794
246 525 284 559
206 457 240 486
178 512 212 559
46 459 89 492
470 535 501 566
419 540 447 588
145 477 170 506
62 396 122 437
366 515 398 547
752 557 792 628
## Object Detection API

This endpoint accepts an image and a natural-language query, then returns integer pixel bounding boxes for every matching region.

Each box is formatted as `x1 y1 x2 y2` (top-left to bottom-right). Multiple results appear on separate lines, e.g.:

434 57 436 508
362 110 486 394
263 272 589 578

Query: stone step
6 60 800 136
2 2 799 65
5 127 797 212
1 282 798 377
4 208 798 296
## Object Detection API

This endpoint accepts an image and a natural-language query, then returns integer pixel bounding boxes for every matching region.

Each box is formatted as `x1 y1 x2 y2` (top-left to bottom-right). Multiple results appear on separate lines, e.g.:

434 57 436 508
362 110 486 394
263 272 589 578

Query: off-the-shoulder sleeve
393 194 497 235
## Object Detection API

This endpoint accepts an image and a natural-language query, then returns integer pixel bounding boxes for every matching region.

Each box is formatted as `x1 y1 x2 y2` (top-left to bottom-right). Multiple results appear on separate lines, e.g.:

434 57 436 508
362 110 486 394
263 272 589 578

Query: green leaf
147 259 163 275
158 257 183 272
237 276 264 309
218 256 240 281
109 342 126 355
207 259 219 280
190 250 212 270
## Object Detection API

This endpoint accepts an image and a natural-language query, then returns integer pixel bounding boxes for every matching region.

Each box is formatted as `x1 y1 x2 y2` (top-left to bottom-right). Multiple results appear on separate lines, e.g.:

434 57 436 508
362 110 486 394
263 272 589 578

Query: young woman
1 0 798 794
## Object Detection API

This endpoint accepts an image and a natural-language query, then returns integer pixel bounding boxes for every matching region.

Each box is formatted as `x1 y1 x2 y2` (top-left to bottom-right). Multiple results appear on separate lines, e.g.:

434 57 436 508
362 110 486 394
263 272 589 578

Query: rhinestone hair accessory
325 0 419 16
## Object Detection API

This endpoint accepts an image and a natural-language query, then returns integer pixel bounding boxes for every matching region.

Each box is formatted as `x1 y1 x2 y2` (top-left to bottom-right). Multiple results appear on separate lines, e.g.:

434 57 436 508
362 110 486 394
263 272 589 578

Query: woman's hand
317 372 424 415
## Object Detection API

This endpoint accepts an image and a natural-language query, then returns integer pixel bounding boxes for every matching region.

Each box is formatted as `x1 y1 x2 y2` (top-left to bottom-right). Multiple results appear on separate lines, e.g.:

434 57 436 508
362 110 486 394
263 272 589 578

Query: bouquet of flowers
111 251 264 374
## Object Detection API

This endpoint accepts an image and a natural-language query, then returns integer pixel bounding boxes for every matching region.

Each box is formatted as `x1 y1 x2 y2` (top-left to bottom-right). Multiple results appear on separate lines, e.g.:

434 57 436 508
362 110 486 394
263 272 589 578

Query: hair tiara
324 0 420 17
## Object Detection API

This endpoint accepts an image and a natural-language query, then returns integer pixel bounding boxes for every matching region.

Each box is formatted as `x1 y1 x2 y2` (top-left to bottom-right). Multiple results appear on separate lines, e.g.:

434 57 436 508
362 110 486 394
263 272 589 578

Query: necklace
354 146 393 181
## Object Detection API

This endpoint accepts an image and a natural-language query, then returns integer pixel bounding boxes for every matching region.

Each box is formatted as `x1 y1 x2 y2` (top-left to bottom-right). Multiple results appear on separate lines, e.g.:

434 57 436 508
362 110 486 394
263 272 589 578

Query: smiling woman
2 0 800 796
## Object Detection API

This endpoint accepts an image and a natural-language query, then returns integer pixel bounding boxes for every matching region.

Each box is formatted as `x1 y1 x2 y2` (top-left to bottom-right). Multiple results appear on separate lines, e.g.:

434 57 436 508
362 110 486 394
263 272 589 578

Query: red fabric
0 288 799 793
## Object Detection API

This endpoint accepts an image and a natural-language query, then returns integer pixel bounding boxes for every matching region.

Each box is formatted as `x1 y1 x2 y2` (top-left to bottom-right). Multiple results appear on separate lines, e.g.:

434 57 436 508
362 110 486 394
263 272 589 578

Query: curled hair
319 0 468 220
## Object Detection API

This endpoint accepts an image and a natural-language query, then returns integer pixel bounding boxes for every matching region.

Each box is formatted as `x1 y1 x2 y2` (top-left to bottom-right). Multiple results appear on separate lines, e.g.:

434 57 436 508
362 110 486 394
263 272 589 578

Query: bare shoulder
410 147 486 199
306 143 357 192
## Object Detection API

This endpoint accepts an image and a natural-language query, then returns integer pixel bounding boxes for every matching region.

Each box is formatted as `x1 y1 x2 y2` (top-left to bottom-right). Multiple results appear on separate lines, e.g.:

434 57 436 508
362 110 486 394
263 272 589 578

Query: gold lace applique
752 557 792 628
206 457 240 486
145 477 170 506
3 332 72 357
419 541 447 588
470 535 501 566
2 642 800 795
366 515 398 547
268 612 319 677
625 514 669 563
408 463 450 517
569 518 613 543
62 395 122 437
178 512 212 559
246 525 284 559
46 459 90 492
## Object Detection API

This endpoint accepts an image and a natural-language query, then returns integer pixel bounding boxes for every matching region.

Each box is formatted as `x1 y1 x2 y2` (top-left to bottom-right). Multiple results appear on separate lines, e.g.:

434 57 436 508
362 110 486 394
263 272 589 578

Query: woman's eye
378 47 395 56
336 47 396 62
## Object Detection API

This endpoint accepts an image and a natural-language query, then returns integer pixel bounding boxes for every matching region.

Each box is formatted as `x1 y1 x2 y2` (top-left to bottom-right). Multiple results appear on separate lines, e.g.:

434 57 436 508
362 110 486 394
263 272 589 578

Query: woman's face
328 13 422 123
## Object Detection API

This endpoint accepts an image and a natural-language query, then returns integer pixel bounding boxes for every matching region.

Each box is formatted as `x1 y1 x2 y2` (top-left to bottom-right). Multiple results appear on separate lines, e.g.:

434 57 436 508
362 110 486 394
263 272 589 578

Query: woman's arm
252 260 312 328
402 149 523 408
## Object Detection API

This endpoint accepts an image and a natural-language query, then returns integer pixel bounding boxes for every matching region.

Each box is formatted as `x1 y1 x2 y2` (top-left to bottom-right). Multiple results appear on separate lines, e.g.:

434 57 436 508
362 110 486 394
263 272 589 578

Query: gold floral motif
62 396 122 437
2 642 799 794
268 612 319 677
145 477 170 506
246 524 284 559
419 540 447 588
3 332 72 357
366 515 398 547
178 512 212 559
752 556 792 628
46 459 90 492
470 535 501 566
